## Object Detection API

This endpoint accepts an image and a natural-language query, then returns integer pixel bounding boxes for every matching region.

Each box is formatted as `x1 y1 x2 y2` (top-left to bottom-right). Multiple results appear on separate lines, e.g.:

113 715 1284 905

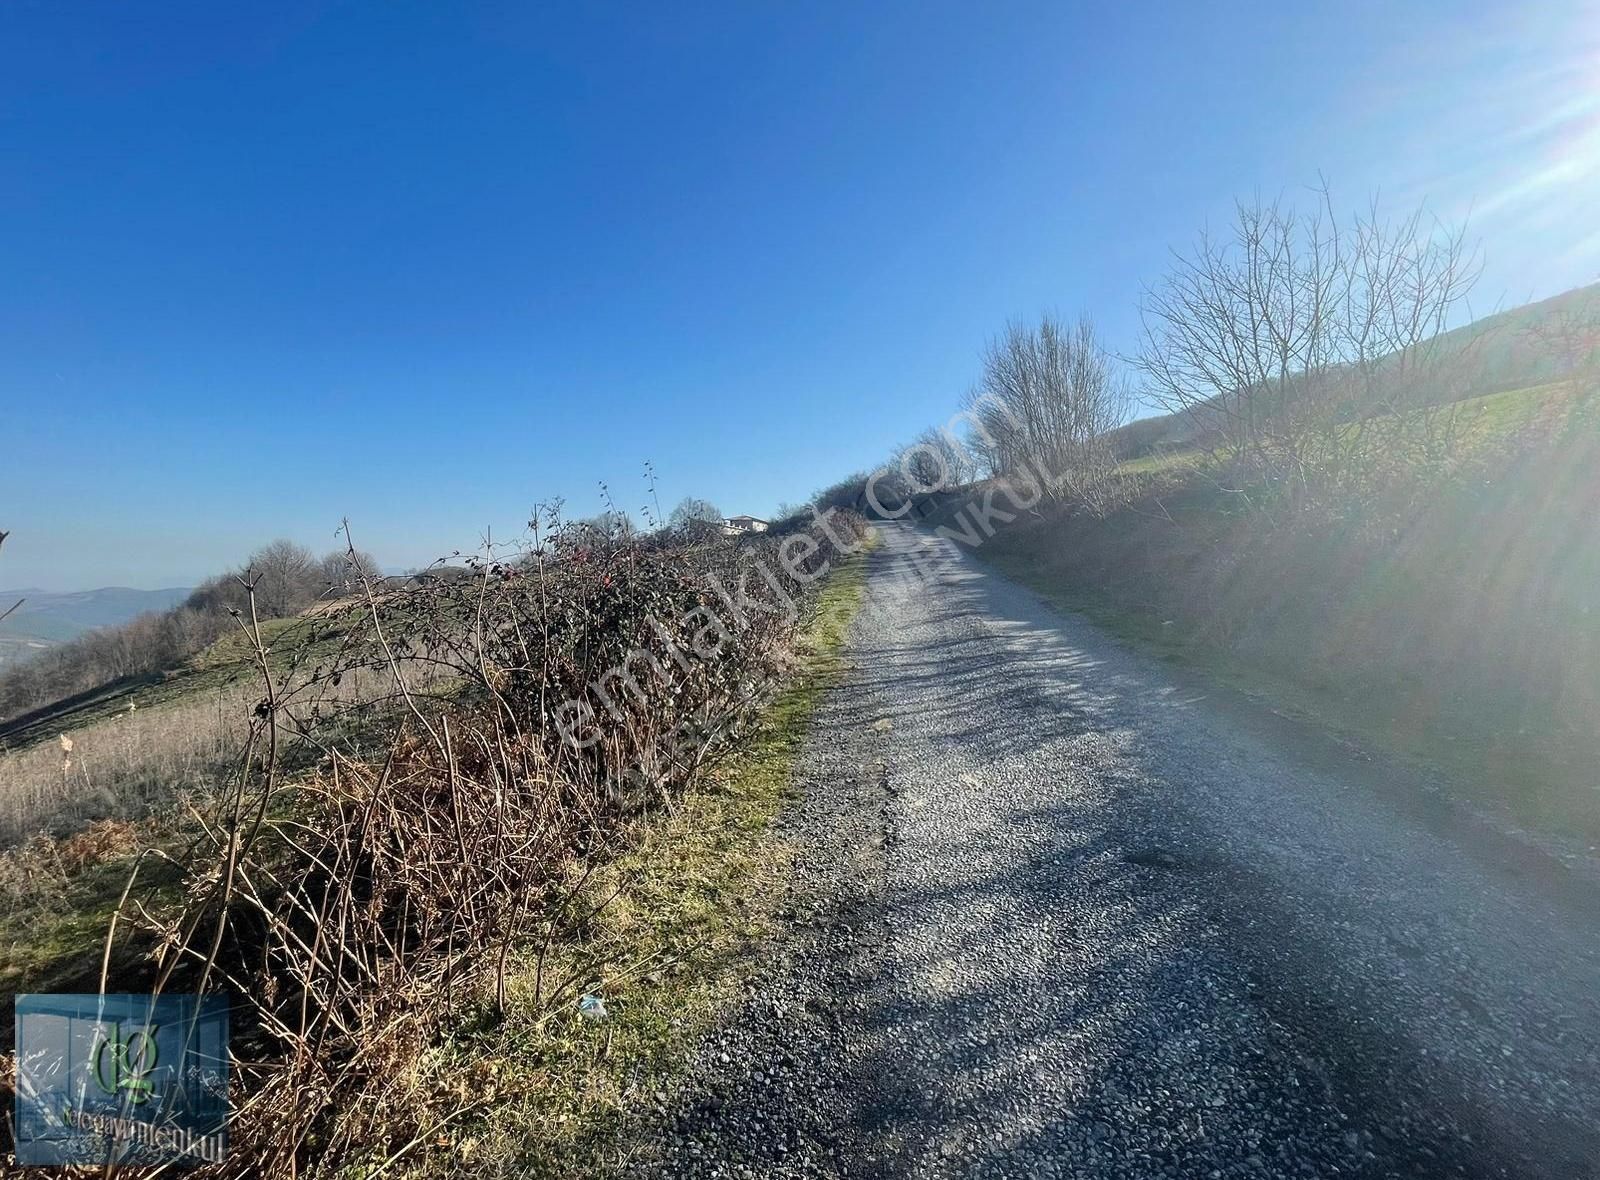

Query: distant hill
0 586 193 669
1111 281 1600 459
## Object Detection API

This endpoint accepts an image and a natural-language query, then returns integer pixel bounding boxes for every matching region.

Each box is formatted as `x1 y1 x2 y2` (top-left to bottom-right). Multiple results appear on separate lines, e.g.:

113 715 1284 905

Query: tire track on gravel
640 520 1600 1180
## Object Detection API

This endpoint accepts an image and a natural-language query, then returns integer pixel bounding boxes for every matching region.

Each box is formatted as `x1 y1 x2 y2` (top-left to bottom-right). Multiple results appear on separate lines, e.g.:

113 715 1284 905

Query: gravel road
638 520 1600 1179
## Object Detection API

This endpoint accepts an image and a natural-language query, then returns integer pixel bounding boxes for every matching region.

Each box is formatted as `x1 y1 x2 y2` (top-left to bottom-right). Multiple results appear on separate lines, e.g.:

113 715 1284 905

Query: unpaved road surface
640 521 1600 1179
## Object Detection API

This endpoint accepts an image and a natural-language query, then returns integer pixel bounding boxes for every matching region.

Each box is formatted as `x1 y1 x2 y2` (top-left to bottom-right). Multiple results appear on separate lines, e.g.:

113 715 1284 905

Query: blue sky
4 0 1598 590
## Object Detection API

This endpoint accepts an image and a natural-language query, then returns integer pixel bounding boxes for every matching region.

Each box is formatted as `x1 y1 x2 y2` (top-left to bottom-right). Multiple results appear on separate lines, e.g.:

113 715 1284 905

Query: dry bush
0 833 72 915
54 816 140 873
108 506 867 1177
0 820 143 920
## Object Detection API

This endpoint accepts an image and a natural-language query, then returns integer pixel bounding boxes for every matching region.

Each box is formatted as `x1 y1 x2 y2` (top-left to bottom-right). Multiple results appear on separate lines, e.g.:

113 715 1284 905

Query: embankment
924 412 1600 842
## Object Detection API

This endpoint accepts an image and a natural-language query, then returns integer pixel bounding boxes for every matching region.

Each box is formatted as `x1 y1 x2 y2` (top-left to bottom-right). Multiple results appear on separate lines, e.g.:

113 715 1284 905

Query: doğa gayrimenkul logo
13 993 229 1167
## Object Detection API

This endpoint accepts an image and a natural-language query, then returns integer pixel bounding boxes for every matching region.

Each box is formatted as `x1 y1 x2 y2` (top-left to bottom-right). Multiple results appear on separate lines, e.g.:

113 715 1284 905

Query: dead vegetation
0 648 421 847
1134 184 1483 497
2 504 868 1175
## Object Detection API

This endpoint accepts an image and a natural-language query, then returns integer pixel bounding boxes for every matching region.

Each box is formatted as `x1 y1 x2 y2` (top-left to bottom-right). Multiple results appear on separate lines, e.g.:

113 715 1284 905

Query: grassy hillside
1111 282 1600 459
0 608 405 1004
0 613 361 847
933 389 1600 843
0 615 317 748
1114 378 1587 478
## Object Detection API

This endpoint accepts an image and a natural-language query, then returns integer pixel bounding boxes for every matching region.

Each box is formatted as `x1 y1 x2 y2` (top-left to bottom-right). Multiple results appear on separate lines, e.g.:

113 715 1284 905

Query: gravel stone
630 522 1600 1179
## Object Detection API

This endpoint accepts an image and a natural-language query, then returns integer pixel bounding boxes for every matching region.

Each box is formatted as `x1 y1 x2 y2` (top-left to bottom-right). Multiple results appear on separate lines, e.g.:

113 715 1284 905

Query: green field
1113 379 1586 478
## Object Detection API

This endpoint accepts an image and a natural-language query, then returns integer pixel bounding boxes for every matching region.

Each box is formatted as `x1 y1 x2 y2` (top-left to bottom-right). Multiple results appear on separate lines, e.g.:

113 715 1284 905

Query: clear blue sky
4 0 1597 589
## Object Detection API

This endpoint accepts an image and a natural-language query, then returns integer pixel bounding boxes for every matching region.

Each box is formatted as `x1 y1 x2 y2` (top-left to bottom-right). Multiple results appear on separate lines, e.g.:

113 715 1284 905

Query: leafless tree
963 314 1131 503
900 426 976 493
1135 183 1480 491
317 548 380 598
578 510 637 540
896 442 941 495
668 497 722 528
249 539 320 618
664 496 723 542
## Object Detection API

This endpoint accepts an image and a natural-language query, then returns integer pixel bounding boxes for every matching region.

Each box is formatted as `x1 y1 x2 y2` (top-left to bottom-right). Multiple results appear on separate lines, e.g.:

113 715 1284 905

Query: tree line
0 539 378 724
825 181 1600 522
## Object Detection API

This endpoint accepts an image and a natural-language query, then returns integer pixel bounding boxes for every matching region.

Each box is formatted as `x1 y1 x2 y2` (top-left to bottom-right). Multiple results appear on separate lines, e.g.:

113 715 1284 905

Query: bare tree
668 497 722 528
900 426 976 493
577 510 637 541
1135 183 1480 491
249 539 320 618
963 315 1131 504
896 440 943 495
318 549 380 598
186 571 252 617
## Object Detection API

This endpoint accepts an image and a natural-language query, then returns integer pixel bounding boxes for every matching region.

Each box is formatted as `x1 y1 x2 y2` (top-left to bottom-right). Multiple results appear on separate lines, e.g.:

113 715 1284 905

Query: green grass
0 819 201 1071
188 615 310 670
1446 379 1581 439
1114 448 1205 477
1112 379 1585 478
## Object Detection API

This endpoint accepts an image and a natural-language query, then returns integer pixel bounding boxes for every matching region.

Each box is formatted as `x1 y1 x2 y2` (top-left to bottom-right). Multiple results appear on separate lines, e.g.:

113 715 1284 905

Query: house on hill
722 515 769 536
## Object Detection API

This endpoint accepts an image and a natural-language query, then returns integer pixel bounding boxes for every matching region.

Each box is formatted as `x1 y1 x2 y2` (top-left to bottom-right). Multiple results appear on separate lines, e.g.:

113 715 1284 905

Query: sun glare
1472 13 1600 274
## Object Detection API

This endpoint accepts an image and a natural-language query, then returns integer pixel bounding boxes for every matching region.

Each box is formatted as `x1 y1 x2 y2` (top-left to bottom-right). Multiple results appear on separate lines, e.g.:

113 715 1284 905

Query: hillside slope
0 585 192 668
925 390 1600 844
1111 281 1600 458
